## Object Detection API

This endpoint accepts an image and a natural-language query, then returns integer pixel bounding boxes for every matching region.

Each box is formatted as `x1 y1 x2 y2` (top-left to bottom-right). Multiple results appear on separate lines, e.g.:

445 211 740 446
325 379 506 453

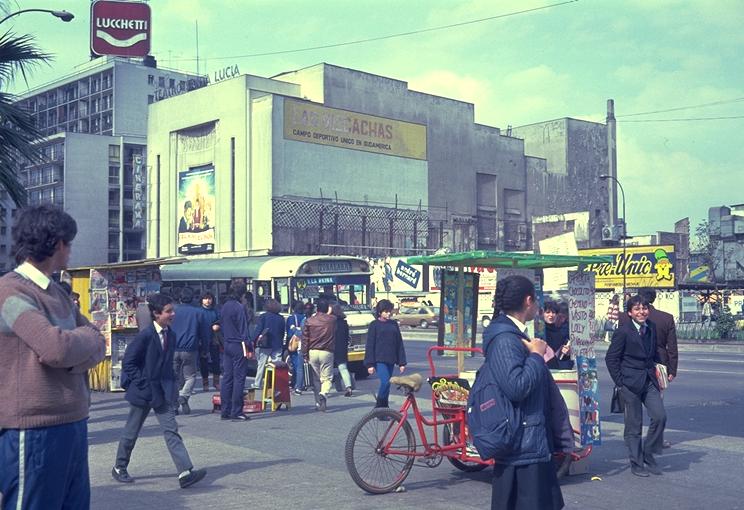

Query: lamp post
0 9 74 25
600 174 627 298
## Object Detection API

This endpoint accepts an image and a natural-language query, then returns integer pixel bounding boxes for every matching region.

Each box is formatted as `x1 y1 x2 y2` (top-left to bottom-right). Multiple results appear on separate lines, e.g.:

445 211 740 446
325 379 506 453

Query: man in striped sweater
0 205 106 510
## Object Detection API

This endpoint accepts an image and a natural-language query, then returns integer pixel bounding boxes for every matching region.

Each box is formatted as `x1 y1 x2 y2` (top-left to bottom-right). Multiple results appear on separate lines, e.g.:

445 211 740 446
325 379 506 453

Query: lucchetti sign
90 0 151 57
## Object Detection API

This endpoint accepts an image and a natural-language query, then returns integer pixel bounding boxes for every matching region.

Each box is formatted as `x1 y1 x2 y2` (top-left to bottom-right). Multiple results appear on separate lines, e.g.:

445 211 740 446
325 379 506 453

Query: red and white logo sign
90 0 151 57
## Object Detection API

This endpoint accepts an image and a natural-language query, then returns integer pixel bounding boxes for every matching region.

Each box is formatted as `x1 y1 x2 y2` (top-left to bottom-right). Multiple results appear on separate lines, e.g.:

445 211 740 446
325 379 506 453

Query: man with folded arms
0 205 106 509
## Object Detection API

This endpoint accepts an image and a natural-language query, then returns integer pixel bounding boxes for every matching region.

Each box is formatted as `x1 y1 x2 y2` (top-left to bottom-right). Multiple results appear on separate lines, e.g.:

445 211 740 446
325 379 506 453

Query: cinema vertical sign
90 0 151 58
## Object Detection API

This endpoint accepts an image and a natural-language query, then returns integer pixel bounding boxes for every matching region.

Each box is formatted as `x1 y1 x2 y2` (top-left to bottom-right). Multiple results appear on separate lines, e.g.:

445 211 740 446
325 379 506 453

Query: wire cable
168 0 579 62
617 97 744 118
620 115 744 123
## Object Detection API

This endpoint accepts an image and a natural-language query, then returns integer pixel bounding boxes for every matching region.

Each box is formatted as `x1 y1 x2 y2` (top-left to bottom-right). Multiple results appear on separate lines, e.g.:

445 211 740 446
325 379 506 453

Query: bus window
274 278 290 313
253 280 270 311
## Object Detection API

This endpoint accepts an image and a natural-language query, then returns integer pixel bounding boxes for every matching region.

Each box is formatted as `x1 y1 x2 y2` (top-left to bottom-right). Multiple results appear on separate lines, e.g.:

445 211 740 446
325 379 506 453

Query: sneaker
293 389 302 396
231 414 250 422
178 397 191 415
344 387 353 397
318 394 327 412
112 466 134 483
179 468 207 489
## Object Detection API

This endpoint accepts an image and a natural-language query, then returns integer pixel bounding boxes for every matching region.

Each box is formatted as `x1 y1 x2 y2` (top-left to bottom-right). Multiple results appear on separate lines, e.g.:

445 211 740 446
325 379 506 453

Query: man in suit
606 294 667 477
112 293 207 488
639 288 677 448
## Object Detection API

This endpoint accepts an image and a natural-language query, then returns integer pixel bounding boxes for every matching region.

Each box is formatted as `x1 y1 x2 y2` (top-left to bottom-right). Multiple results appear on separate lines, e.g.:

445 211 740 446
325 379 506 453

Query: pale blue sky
6 0 744 238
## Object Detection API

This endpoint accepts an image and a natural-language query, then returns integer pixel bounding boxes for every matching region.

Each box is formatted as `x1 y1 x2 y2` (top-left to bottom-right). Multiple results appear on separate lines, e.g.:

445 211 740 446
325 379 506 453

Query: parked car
394 304 439 329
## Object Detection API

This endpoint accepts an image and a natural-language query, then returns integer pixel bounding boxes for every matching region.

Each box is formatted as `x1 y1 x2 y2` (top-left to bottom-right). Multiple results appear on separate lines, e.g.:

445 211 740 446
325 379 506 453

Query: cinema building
145 62 613 260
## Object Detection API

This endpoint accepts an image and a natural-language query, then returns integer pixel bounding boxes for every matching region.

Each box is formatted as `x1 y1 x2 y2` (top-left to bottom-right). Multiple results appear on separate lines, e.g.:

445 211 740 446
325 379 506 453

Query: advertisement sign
132 154 145 230
579 245 676 290
177 166 216 255
283 98 427 160
394 260 421 289
90 0 151 58
437 271 479 355
567 270 600 446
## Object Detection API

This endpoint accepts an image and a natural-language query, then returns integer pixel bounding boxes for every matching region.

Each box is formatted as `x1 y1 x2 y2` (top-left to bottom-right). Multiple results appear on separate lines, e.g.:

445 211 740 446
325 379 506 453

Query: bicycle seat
390 373 423 392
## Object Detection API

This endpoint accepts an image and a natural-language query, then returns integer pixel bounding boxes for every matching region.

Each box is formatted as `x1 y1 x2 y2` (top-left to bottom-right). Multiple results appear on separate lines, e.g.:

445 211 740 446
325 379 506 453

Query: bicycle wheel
345 408 416 494
443 422 489 472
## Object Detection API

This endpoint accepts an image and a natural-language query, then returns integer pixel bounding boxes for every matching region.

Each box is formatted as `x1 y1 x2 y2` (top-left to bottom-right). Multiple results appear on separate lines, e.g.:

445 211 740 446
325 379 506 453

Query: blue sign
394 260 421 289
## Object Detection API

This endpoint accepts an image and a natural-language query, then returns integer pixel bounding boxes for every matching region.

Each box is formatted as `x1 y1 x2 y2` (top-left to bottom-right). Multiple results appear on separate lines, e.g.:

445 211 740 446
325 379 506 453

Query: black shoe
630 464 649 477
231 414 250 421
344 387 353 397
112 466 134 483
178 397 191 415
179 468 207 488
645 462 662 475
220 414 230 421
318 394 327 412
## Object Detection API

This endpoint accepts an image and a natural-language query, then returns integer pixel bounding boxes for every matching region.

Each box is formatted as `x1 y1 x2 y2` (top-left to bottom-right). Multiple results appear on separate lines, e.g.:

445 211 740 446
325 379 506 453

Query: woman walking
286 302 306 394
364 299 406 408
332 304 354 397
484 275 564 510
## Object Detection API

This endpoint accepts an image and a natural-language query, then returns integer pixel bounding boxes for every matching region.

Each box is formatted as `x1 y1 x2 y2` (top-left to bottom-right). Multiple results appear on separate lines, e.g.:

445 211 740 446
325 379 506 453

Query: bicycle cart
345 250 609 494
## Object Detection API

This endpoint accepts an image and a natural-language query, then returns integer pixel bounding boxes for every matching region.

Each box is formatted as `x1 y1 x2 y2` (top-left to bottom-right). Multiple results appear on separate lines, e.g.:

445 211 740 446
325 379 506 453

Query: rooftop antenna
195 20 200 76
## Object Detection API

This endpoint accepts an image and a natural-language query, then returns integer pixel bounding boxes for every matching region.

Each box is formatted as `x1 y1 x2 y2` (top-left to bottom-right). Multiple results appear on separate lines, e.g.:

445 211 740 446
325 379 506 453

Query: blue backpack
467 333 523 460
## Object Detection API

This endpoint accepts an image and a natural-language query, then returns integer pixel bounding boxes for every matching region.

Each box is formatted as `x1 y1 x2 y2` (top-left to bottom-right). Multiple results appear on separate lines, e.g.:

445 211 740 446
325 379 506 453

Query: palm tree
0 29 51 207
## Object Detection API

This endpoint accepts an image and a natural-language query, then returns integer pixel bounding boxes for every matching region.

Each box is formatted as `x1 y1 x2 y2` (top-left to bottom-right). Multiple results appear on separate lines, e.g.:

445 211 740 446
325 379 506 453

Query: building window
108 232 118 249
148 74 154 85
108 145 120 161
169 78 175 88
0 245 6 254
109 189 120 206
108 252 118 263
109 165 120 184
158 76 165 87
0 226 6 235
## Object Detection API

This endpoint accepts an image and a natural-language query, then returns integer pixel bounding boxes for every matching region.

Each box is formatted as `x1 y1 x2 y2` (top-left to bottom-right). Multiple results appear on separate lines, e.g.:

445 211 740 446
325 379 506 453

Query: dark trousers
115 403 193 475
622 380 666 467
199 343 222 378
221 342 249 418
0 419 89 510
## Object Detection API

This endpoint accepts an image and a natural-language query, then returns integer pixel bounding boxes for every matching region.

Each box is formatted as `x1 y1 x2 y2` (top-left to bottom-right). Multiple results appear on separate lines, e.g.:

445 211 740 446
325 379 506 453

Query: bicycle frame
379 345 492 466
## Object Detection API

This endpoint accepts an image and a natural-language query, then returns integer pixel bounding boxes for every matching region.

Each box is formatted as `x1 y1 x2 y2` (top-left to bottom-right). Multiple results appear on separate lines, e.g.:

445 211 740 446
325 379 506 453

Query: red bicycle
345 346 590 494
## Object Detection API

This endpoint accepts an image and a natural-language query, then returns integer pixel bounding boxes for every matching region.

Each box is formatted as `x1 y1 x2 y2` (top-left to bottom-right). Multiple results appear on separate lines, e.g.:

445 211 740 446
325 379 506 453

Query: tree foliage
0 28 51 206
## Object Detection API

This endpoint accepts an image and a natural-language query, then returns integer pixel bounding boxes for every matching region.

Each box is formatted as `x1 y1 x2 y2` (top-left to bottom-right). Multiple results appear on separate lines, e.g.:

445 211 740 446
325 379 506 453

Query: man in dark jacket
171 287 207 414
302 299 336 411
605 295 666 477
112 293 206 488
639 288 677 449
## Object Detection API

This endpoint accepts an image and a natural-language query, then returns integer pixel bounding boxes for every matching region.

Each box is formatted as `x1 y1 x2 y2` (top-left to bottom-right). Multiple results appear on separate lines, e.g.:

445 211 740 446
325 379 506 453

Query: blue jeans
221 342 249 418
376 362 394 400
291 351 305 390
0 419 90 510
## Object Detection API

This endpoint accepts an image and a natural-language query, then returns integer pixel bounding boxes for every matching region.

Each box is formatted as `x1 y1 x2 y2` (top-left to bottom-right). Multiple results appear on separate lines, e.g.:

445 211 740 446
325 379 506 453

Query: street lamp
0 9 74 25
600 174 627 299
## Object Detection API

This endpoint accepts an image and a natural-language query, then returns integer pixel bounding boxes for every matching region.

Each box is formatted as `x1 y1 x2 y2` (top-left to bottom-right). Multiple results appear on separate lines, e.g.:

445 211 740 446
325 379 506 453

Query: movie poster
177 165 216 254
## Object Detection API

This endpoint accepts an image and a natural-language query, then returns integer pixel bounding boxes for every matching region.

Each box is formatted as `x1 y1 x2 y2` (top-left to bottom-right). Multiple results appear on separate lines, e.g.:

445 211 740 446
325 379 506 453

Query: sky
5 0 744 239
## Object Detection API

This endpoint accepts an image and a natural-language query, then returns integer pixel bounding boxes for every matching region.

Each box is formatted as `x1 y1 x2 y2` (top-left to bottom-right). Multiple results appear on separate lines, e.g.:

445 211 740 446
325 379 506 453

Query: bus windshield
293 278 371 313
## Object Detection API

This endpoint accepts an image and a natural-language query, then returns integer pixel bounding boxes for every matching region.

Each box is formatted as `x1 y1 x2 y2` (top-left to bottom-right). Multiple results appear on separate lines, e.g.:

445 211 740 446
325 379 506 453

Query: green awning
406 250 613 269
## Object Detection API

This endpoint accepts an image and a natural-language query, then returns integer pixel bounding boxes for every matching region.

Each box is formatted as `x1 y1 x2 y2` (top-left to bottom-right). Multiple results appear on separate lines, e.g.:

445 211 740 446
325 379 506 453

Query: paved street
88 334 744 509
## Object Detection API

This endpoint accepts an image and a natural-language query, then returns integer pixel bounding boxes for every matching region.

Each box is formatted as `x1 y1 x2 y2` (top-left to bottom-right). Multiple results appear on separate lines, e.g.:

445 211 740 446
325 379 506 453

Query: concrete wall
63 133 110 267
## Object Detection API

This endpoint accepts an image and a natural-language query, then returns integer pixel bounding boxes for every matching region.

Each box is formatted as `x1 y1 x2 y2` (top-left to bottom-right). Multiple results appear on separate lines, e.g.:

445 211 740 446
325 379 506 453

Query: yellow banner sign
283 98 427 160
578 245 675 289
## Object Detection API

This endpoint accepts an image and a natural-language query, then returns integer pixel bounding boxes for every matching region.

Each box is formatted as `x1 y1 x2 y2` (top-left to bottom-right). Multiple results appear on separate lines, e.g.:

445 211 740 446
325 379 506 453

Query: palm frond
0 30 51 86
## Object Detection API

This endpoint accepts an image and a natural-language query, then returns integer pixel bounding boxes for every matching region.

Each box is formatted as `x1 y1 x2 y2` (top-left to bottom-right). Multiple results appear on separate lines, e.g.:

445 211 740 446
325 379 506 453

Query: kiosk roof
406 250 612 269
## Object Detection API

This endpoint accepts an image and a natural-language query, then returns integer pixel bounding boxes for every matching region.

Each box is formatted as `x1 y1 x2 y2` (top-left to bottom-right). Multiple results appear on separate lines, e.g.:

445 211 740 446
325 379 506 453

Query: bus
158 255 375 378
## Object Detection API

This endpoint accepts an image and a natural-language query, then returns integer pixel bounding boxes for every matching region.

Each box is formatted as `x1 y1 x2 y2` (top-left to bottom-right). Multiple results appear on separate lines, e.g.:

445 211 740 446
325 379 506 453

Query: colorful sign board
437 271 479 355
90 0 151 57
567 270 600 446
394 260 421 289
177 166 216 255
578 245 676 290
132 154 145 230
283 98 427 160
